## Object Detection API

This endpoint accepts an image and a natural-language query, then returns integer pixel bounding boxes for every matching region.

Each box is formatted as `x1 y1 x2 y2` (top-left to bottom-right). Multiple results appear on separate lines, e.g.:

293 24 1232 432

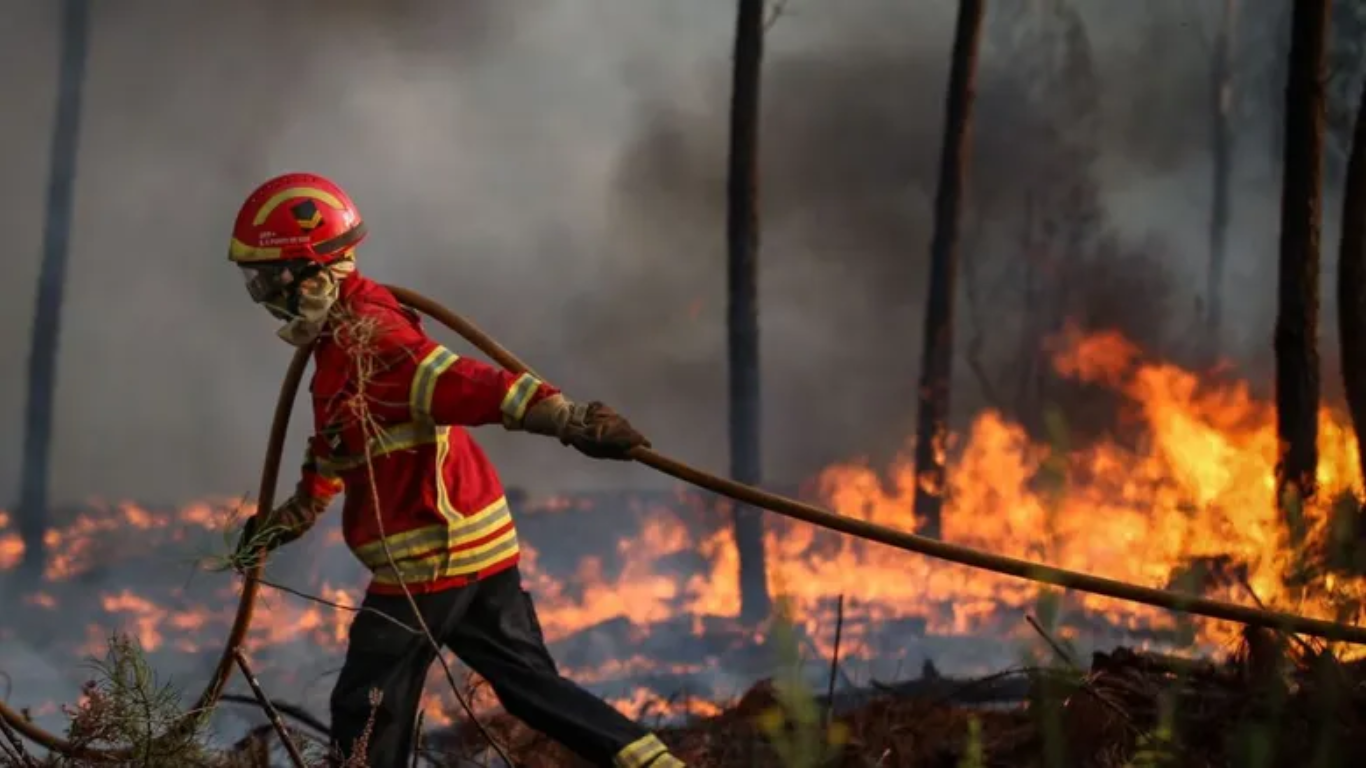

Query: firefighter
228 172 685 768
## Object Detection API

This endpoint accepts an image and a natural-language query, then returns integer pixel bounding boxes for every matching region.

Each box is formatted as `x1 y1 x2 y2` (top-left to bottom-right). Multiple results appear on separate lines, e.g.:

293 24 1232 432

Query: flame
773 327 1365 653
25 592 58 610
528 515 701 642
0 511 23 569
41 499 248 581
321 583 360 644
516 328 1366 660
4 328 1364 731
607 687 723 721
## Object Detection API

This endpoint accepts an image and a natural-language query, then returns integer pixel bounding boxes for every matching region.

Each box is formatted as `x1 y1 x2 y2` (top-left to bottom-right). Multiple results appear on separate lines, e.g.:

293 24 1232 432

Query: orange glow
25 592 58 610
321 582 360 644
608 687 723 721
0 511 23 569
3 327 1363 728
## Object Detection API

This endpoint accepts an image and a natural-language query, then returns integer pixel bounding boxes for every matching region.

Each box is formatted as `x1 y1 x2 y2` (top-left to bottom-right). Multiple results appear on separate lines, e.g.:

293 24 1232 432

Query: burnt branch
232 649 308 768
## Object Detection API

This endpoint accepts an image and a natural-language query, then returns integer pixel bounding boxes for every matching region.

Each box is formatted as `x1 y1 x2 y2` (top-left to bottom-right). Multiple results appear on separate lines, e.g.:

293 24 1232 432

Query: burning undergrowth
1 327 1365 756
423 629 1365 768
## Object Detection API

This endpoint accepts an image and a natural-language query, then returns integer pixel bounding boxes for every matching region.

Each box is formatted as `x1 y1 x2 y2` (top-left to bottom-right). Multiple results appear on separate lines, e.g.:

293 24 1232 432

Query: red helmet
228 172 368 266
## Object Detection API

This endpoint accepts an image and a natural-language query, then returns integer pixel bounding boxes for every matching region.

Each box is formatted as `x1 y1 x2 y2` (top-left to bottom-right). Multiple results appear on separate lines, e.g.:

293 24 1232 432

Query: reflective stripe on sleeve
304 445 340 480
411 345 460 422
500 372 543 428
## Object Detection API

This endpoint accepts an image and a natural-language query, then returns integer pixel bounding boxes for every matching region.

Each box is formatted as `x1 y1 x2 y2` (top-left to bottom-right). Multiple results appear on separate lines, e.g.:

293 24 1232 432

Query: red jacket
293 275 559 595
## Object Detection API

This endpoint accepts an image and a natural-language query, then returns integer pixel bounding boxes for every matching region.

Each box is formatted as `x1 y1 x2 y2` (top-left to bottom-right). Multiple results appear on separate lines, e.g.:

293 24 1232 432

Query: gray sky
0 0 1304 508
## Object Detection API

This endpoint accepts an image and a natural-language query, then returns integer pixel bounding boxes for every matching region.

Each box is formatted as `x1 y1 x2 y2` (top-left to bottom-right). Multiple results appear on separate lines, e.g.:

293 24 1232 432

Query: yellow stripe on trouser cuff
613 734 670 768
411 346 459 420
500 373 542 428
352 498 512 567
370 526 520 584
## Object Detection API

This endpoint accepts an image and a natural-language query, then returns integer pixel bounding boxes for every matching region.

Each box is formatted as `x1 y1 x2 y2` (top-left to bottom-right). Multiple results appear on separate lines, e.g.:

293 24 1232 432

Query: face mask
241 257 354 346
275 270 341 346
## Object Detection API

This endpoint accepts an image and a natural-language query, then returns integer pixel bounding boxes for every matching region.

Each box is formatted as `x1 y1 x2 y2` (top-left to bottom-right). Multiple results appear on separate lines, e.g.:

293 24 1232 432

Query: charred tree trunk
726 0 771 623
911 0 986 540
1274 0 1329 511
1337 79 1366 494
17 0 91 584
1207 0 1238 350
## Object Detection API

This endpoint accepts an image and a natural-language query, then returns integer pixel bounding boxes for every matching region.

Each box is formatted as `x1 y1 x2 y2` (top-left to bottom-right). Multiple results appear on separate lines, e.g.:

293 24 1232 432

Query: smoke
0 0 1304 509
561 0 1297 472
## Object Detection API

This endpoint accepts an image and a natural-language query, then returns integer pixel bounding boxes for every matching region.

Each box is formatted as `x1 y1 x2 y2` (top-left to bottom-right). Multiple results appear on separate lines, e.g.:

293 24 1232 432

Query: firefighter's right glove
563 401 651 460
235 494 325 557
521 395 650 460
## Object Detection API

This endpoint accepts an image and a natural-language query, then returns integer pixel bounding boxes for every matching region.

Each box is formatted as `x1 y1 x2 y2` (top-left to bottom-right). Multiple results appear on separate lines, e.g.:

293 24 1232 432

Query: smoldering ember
4 0 1366 767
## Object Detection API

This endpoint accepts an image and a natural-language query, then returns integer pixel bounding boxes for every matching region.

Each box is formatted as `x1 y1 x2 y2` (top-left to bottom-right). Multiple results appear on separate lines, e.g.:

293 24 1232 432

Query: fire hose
4 284 1366 760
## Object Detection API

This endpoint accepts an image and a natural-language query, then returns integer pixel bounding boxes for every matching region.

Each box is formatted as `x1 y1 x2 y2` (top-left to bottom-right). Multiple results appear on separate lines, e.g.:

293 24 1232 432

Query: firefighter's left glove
521 394 650 460
235 494 325 557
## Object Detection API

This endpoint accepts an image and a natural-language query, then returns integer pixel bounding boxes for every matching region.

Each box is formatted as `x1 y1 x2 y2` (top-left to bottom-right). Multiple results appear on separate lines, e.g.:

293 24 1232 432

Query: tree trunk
725 0 771 623
1207 0 1238 350
912 0 987 540
1274 0 1329 511
18 0 91 583
1337 77 1366 494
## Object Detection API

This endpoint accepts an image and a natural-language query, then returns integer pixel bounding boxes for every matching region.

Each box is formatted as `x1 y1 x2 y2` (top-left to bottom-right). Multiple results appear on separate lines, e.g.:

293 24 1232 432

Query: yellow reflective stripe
303 445 339 480
314 454 360 475
370 526 520 585
351 498 512 566
313 421 440 475
433 428 458 526
499 373 542 427
648 757 685 768
613 734 669 768
228 238 282 263
411 346 459 422
371 421 438 454
252 186 346 226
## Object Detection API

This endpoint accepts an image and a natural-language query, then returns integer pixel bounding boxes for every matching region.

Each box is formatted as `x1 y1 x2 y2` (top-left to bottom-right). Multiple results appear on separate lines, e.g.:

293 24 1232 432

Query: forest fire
1 329 1363 733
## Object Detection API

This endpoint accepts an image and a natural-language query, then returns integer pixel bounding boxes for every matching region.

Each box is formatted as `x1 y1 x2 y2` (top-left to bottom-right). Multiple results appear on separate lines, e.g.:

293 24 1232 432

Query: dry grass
8 591 1365 767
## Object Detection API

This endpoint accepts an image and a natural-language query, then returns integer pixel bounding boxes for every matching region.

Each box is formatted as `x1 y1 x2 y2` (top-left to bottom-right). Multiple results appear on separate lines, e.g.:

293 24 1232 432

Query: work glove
520 394 650 460
235 494 325 558
561 401 650 460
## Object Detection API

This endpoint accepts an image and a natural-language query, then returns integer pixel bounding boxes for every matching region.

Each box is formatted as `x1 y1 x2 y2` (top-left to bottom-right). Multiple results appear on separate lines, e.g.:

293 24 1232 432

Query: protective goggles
239 260 320 305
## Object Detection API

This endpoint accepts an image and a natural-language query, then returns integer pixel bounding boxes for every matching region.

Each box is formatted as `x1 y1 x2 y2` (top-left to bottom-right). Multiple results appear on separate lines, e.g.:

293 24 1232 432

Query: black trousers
329 566 667 768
